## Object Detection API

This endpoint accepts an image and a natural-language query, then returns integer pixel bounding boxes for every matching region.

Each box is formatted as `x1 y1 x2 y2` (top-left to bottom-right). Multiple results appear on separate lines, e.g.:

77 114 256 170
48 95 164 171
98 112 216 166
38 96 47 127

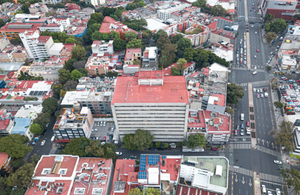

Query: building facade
111 70 189 142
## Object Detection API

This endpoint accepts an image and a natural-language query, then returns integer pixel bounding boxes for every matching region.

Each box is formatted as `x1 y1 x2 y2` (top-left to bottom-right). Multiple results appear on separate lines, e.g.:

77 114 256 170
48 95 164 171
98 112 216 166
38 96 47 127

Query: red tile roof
164 61 194 76
112 71 189 104
0 152 8 167
210 93 226 107
125 47 141 61
99 16 138 35
206 21 217 30
176 184 222 195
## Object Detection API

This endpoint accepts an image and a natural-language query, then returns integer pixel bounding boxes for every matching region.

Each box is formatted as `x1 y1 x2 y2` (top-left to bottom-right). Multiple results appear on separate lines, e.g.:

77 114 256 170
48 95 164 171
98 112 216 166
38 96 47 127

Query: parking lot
90 118 116 143
279 82 300 115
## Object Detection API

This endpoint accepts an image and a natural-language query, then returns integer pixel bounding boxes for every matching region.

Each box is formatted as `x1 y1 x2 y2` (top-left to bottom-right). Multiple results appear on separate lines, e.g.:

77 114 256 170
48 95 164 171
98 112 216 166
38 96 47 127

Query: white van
241 113 244 121
51 136 55 142
262 185 266 193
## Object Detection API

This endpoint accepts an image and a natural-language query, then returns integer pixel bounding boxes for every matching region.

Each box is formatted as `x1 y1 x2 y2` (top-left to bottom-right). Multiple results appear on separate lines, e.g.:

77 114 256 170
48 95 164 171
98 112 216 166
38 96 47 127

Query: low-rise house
124 47 141 65
29 3 49 14
91 40 114 56
142 46 158 69
85 55 111 76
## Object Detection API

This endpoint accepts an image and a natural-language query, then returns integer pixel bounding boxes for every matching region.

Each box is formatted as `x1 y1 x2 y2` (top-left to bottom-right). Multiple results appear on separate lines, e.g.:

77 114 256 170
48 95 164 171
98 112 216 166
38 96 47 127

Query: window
59 169 67 175
92 188 103 194
41 168 51 175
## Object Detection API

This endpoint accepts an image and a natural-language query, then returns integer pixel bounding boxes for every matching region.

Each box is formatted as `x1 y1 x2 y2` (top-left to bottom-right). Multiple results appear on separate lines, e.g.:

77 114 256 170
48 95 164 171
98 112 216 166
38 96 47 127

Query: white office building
111 70 189 142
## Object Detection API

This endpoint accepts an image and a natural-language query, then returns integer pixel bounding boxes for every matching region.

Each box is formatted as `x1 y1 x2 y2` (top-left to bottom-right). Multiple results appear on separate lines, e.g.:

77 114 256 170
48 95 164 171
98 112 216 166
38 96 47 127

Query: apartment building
53 107 93 141
0 44 28 63
91 40 114 56
25 155 113 195
157 1 191 21
85 55 111 76
124 47 141 65
0 109 14 136
0 23 41 40
39 23 64 33
111 70 189 142
142 46 158 69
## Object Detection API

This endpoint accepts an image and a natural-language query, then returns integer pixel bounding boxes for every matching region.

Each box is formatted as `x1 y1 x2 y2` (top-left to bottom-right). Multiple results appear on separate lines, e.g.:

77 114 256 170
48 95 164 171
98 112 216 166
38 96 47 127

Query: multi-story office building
53 107 94 141
260 0 298 20
111 70 189 142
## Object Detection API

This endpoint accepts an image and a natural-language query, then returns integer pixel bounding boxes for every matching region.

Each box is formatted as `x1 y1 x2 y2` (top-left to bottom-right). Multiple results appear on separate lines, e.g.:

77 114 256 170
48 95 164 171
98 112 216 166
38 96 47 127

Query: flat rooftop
181 156 228 188
111 72 189 104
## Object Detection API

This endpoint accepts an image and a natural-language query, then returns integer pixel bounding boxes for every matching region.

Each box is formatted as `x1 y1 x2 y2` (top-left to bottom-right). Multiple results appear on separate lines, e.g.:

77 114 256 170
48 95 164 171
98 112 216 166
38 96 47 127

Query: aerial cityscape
0 0 299 194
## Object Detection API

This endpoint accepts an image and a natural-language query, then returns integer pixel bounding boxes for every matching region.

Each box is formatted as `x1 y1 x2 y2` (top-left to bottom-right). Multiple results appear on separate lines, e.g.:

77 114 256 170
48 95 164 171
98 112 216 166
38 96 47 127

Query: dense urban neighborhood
0 0 300 194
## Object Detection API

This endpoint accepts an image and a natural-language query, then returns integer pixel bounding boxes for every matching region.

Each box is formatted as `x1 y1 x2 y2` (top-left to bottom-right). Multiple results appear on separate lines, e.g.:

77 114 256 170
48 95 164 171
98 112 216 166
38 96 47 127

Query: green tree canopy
30 123 43 135
72 45 87 61
183 48 196 62
186 134 206 148
227 83 244 104
211 5 228 17
123 129 154 150
58 68 71 85
126 38 142 48
157 33 171 50
10 37 22 45
145 188 161 195
113 38 127 51
153 29 167 42
63 137 91 156
0 19 5 28
33 113 50 129
0 134 31 159
161 44 177 67
65 37 78 44
274 101 284 109
127 3 137 10
176 58 187 74
124 31 138 41
6 163 35 188
70 69 83 81
280 168 300 192
275 121 295 152
176 37 192 51
90 13 104 25
42 97 58 115
264 13 274 23
130 188 142 195
269 18 287 33
171 67 180 76
91 31 103 41
265 32 277 43
171 34 184 44
63 80 78 91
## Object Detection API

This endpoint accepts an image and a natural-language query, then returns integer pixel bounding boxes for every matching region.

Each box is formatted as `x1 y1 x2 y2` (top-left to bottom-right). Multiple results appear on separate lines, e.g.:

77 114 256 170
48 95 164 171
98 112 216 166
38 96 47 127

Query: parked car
257 94 260 98
130 155 137 159
115 152 122 156
41 140 46 146
235 129 238 135
246 121 250 127
211 147 218 151
274 160 282 164
276 188 281 195
288 79 295 83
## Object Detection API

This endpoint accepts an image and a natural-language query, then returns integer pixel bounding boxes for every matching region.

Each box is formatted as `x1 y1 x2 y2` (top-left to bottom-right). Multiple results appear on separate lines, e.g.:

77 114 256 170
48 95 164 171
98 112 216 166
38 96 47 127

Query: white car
253 88 256 92
274 160 282 164
268 191 273 195
41 140 46 146
115 152 122 156
254 55 257 58
276 188 281 195
255 31 257 34
261 185 266 194
253 71 257 75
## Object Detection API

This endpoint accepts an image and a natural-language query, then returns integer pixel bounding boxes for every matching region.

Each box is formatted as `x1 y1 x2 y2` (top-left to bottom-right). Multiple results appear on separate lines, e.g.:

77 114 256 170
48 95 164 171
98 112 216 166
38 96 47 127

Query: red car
286 99 291 102
283 78 288 81
211 147 218 151
290 85 294 89
296 80 300 83
103 136 106 140
246 121 250 127
256 49 259 52
293 100 299 102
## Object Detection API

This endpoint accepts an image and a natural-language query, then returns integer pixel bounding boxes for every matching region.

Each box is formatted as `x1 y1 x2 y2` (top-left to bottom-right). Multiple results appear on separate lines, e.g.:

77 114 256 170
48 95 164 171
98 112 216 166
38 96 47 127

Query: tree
264 13 274 23
157 33 171 50
280 168 300 192
211 5 228 17
70 69 82 81
33 113 50 129
78 68 88 76
185 25 202 34
265 32 277 43
127 3 137 10
187 134 206 148
0 19 5 28
162 143 169 149
159 55 168 68
110 31 120 40
90 13 104 24
58 68 70 84
89 23 101 32
21 3 29 14
10 159 25 170
130 188 142 195
155 142 161 148
30 123 43 135
275 121 295 152
73 60 86 69
183 48 196 62
91 31 103 41
270 18 287 33
176 58 187 74
63 80 78 91
133 59 140 65
123 134 136 150
63 137 90 156
177 38 192 51
0 134 31 159
85 140 105 157
126 39 142 48
64 58 77 71
124 31 138 41
10 37 22 45
132 129 154 150
6 163 35 188
65 37 78 44
274 101 284 109
72 45 87 61
227 83 244 104
113 38 126 51
153 29 167 42
225 106 234 114
42 97 58 115
171 67 180 76
192 0 207 8
171 34 183 44
161 44 177 66
145 188 161 195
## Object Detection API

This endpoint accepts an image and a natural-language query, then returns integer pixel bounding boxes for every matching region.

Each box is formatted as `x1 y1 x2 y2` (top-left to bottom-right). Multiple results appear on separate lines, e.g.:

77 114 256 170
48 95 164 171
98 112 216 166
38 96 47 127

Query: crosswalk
256 145 280 157
230 143 252 149
229 142 280 157
230 167 285 184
